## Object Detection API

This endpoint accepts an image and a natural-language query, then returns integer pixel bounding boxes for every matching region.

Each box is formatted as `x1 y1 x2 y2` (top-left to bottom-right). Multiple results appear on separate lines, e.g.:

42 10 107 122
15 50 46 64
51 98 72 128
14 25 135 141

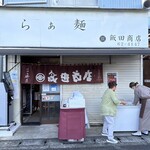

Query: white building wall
62 55 141 124
7 55 21 124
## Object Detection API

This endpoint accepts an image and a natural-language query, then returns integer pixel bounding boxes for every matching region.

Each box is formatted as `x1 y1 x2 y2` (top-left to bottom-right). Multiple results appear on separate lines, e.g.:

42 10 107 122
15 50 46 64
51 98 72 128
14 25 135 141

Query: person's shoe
142 131 149 135
106 138 118 144
101 132 108 136
131 131 142 136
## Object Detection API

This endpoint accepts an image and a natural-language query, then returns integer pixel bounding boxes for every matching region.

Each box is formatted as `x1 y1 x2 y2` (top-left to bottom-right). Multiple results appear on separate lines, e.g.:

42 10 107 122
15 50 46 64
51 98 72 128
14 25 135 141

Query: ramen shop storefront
20 62 103 124
0 7 148 126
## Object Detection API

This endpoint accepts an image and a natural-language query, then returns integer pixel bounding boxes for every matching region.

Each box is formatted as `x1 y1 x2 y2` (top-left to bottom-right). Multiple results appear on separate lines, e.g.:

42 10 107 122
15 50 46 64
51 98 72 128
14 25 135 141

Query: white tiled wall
62 55 141 124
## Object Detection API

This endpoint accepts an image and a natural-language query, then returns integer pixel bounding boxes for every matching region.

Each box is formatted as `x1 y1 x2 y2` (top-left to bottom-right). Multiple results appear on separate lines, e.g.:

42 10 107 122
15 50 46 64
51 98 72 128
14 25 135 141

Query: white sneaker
142 131 149 135
106 138 118 144
131 131 142 136
101 133 108 136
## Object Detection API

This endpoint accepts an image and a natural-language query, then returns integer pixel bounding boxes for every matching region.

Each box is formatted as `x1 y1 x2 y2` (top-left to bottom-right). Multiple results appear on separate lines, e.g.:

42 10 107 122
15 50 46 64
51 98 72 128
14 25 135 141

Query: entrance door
21 56 61 125
41 84 60 124
21 84 60 125
21 84 41 125
41 101 60 124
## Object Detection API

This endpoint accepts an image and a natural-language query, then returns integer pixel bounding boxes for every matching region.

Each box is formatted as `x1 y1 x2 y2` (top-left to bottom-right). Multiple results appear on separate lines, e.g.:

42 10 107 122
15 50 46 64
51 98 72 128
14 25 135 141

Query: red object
21 64 103 84
58 108 85 140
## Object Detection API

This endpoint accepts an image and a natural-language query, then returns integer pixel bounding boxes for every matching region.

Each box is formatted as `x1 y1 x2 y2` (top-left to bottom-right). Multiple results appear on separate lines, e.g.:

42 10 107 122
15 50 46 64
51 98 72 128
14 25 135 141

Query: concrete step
0 123 20 137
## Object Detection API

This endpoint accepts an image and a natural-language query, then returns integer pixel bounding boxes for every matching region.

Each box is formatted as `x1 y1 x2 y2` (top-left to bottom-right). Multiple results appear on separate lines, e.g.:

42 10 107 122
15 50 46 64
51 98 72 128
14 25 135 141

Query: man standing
100 81 126 144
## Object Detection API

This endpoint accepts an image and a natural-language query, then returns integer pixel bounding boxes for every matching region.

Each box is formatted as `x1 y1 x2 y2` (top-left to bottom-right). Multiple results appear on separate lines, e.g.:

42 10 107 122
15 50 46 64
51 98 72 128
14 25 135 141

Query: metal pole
0 55 3 82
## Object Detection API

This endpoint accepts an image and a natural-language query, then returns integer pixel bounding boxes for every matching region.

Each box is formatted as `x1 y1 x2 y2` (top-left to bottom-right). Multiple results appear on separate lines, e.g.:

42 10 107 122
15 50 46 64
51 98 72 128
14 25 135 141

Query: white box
114 105 141 131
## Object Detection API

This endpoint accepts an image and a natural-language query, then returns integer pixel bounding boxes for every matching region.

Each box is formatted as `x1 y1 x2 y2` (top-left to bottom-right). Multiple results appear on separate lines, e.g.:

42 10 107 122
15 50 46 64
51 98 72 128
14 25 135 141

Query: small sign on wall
107 72 118 84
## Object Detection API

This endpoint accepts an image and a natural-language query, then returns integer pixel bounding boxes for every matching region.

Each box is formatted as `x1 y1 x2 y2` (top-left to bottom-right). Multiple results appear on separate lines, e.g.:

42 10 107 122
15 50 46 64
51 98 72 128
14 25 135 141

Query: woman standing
129 82 150 136
100 81 126 144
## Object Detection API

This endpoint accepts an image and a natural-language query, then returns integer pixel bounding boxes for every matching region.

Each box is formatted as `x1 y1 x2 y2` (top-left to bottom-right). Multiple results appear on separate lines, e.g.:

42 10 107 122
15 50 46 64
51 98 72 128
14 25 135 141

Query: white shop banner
0 8 148 48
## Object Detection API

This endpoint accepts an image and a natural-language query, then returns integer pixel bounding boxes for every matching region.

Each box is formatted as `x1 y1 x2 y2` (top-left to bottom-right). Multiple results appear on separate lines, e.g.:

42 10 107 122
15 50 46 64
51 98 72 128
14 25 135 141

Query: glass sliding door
41 84 60 124
21 84 41 125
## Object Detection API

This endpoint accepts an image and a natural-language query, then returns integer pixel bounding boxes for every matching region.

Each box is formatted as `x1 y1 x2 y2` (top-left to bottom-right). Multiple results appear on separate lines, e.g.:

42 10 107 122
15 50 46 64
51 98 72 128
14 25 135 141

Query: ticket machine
0 82 8 126
0 72 14 128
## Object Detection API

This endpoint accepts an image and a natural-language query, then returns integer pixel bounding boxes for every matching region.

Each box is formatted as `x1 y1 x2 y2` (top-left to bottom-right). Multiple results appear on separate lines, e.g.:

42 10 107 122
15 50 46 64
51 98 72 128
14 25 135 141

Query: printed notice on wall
51 84 57 92
42 84 50 92
107 73 118 84
10 70 19 100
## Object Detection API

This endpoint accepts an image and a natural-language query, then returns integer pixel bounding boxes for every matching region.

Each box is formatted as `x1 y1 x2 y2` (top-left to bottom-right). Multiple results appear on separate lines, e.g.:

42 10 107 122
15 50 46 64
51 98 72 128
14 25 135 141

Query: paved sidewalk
0 125 150 150
0 134 150 150
0 125 132 140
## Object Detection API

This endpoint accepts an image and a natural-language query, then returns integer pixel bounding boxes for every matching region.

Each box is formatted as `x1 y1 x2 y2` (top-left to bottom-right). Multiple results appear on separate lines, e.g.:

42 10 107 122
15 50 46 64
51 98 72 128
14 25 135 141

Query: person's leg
102 116 108 135
140 107 150 135
105 116 118 144
132 117 142 136
105 116 115 140
133 100 150 136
